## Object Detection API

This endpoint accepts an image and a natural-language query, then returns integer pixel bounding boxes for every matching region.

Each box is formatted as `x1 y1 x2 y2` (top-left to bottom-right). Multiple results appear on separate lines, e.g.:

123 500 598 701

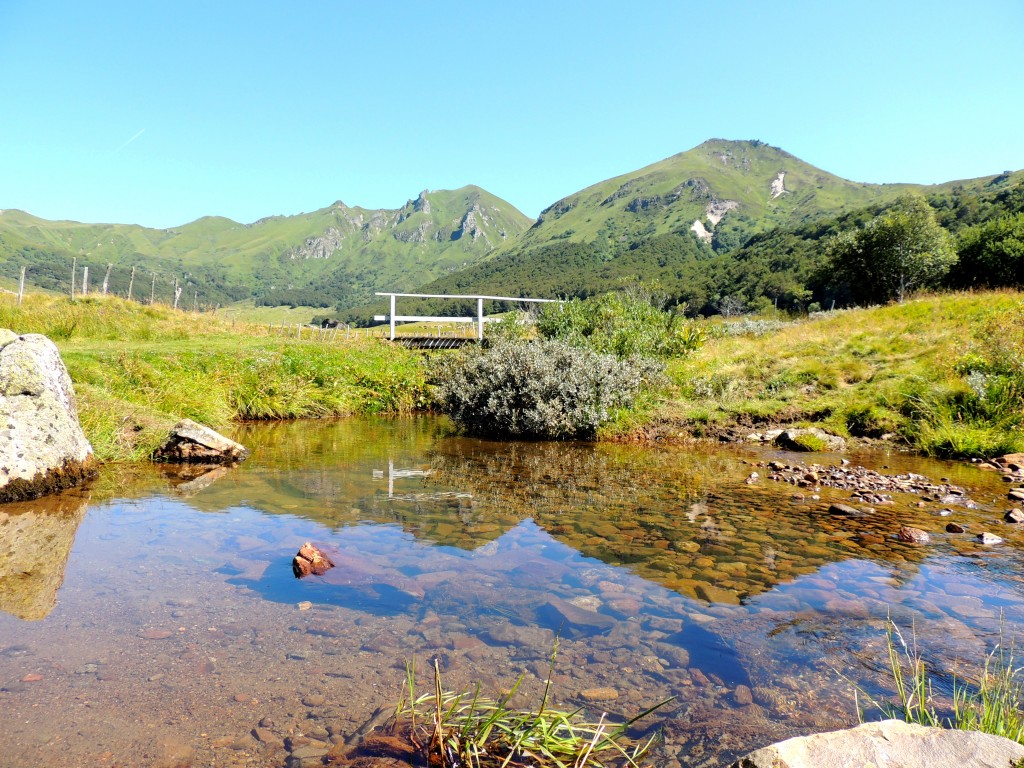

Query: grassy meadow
214 300 329 325
0 294 428 462
2 289 1021 465
661 291 1024 458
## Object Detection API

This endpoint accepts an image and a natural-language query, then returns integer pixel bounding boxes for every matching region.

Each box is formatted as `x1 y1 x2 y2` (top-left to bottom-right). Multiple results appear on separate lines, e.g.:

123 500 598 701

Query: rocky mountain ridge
0 186 532 310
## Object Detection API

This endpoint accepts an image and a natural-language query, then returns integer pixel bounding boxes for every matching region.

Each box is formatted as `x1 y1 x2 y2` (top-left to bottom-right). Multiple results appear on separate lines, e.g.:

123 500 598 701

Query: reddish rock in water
293 542 336 578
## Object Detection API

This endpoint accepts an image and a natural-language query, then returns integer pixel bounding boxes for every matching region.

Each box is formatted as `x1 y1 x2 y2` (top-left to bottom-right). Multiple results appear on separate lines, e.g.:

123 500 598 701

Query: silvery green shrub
434 339 661 439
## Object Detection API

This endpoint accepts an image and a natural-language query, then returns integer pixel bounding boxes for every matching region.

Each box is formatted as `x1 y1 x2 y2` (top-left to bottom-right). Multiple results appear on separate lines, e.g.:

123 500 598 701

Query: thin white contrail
115 128 146 152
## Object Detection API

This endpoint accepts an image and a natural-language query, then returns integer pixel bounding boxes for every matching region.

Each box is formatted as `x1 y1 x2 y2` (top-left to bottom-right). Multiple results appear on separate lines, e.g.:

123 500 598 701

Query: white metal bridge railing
374 292 562 341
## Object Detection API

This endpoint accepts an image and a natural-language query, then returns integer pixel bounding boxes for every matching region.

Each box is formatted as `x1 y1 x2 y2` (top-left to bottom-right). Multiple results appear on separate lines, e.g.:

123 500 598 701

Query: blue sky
1 0 1022 229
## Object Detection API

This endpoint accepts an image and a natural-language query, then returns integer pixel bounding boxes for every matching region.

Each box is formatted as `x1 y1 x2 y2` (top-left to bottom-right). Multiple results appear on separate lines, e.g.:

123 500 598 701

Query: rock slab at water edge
153 419 250 464
0 330 96 503
727 719 1024 768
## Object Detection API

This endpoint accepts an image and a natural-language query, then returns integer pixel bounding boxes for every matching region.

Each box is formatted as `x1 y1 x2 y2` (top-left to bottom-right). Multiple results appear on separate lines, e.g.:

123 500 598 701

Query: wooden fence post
82 266 89 297
18 266 25 305
102 263 112 295
128 265 136 301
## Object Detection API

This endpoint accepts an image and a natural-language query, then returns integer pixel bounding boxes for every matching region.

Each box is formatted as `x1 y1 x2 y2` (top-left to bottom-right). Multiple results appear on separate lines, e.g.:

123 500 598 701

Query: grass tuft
389 647 673 768
854 619 1024 744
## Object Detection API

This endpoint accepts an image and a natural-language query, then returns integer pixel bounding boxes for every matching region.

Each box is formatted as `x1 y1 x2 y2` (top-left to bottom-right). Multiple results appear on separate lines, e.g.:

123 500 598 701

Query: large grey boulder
0 330 96 503
728 719 1024 768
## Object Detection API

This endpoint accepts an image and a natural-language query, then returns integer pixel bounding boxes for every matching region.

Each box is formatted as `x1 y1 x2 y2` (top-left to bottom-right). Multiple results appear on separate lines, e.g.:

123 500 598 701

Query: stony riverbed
1 418 1022 768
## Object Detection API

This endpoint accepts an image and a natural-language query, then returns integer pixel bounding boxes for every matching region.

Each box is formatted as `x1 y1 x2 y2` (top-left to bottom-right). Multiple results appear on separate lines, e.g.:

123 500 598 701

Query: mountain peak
493 139 906 258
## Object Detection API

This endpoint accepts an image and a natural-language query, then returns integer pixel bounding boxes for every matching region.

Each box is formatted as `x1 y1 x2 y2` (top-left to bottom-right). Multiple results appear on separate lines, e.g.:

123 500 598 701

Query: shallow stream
1 417 1023 767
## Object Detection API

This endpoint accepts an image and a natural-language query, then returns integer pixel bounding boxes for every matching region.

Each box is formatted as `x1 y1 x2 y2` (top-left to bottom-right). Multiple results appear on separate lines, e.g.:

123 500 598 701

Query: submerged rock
153 419 250 464
828 503 866 518
727 719 1024 768
537 596 615 637
0 330 97 502
897 526 930 544
578 686 618 702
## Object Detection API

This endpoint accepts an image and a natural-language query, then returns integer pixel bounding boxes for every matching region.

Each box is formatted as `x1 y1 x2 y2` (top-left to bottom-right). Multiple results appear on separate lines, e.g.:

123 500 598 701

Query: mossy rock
774 428 846 453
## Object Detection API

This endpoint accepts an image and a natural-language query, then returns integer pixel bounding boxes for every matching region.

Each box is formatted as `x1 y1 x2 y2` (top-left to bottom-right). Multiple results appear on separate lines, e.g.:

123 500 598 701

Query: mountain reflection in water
0 416 1022 768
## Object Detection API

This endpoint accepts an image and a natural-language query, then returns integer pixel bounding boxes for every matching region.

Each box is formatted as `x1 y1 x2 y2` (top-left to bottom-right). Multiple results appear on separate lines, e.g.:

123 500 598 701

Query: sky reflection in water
1 416 1022 767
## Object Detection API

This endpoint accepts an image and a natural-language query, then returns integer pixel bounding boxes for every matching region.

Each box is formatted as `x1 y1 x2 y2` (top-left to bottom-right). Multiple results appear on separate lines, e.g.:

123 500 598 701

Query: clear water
1 416 1022 768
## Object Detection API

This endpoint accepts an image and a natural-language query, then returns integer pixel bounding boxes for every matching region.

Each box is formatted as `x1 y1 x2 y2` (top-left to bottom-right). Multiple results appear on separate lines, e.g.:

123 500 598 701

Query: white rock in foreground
728 720 1024 768
0 330 96 503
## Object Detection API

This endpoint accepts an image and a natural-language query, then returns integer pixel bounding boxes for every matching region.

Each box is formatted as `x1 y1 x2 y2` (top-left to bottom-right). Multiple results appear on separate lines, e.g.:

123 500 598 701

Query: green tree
949 213 1024 288
826 195 957 303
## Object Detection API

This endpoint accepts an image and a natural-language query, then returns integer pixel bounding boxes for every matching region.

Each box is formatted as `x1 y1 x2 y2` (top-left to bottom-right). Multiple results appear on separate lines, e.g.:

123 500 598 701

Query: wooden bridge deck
392 336 477 349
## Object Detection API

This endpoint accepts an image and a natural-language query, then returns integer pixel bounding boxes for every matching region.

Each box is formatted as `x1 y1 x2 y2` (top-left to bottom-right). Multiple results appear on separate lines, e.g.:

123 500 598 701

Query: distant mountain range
2 139 1020 313
0 186 532 308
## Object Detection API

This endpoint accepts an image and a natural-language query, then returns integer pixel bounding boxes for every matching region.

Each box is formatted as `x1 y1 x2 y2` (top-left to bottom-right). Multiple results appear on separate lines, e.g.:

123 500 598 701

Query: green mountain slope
503 138 917 254
0 186 532 309
360 140 1021 321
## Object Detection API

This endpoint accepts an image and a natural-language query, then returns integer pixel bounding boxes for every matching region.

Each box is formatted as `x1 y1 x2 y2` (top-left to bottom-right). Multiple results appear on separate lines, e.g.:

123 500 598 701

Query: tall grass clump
68 340 429 460
0 294 231 341
1 294 430 461
902 299 1024 457
855 619 1024 744
389 653 671 768
434 340 662 440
